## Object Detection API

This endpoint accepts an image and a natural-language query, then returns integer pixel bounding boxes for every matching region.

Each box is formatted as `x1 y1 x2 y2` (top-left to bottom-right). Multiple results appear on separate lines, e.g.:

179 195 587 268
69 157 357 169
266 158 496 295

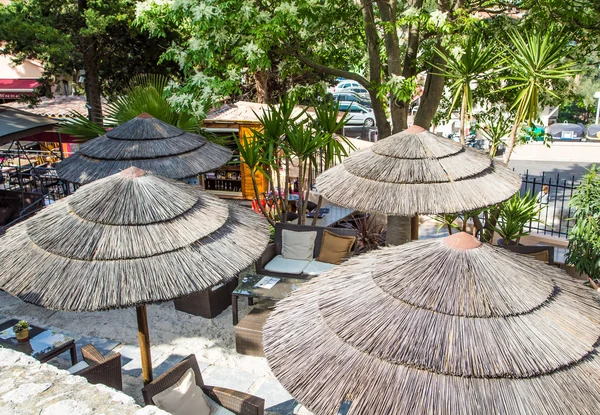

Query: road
507 160 593 182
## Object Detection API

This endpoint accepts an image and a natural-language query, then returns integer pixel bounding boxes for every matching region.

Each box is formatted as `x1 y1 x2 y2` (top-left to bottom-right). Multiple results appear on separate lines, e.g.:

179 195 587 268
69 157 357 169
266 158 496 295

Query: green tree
136 0 501 137
0 0 178 124
566 166 600 281
501 27 578 162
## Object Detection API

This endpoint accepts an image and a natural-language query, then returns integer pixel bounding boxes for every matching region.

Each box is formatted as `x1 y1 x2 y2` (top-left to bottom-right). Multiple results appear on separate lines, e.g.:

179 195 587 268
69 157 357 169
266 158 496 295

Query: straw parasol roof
56 113 232 184
316 126 522 215
0 166 269 311
264 233 600 414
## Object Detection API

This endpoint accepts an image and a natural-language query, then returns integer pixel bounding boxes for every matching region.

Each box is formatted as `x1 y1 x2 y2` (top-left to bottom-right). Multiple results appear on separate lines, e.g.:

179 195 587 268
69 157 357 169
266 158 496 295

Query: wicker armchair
74 344 123 391
141 355 264 415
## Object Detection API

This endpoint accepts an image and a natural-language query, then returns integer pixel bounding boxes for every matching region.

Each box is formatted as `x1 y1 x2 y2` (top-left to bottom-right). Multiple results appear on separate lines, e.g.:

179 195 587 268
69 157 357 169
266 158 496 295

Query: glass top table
0 319 78 365
231 274 307 325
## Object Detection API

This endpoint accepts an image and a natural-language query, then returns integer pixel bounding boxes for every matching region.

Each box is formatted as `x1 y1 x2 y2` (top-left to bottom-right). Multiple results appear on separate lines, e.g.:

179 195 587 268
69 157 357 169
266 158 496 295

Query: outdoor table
0 319 77 365
231 274 306 325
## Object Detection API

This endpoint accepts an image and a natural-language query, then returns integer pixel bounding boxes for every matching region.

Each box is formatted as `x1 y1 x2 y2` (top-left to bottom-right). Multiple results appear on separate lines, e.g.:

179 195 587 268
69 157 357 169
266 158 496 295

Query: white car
338 102 376 127
330 80 369 98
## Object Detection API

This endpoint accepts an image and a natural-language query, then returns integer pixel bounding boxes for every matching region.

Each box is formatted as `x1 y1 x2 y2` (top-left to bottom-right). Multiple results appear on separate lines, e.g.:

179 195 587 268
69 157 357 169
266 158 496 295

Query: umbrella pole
411 215 419 241
386 215 411 245
136 305 153 385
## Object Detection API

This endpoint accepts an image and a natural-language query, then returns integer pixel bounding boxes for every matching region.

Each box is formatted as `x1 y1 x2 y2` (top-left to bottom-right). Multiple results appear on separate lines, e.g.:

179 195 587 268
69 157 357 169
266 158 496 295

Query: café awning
0 79 39 99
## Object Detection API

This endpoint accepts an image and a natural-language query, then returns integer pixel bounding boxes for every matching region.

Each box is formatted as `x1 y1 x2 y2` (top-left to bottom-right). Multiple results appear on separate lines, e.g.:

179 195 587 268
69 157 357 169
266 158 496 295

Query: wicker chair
74 344 123 391
141 355 264 415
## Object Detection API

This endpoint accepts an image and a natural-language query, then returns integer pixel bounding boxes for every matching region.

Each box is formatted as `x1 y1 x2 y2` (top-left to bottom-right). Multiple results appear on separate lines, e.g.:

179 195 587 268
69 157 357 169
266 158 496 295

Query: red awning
0 79 39 99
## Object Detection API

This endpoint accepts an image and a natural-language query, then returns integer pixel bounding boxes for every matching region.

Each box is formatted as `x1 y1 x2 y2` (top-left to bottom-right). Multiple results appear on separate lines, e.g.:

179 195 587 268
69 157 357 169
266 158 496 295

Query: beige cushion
153 368 211 415
524 250 549 263
304 259 337 276
264 255 311 274
282 229 317 260
317 230 356 264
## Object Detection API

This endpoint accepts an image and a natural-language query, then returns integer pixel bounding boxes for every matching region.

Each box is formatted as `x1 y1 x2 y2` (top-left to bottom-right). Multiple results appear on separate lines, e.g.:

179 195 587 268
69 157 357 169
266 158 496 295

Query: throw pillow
317 230 356 264
282 229 317 261
152 368 211 415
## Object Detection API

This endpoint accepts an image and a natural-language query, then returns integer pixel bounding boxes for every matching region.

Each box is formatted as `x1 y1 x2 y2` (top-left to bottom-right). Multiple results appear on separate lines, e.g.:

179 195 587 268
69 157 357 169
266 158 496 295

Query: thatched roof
315 126 522 215
264 233 600 415
56 114 232 184
0 167 269 311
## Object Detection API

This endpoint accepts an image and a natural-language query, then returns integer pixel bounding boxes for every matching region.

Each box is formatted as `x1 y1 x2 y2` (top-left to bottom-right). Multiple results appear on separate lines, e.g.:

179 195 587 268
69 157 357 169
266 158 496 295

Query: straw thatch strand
0 168 270 311
264 234 600 415
315 126 522 215
55 115 232 184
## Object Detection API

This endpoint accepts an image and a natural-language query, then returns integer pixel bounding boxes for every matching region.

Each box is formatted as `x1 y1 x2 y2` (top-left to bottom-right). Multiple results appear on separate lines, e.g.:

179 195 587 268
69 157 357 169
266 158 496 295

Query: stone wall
510 141 600 162
0 348 170 415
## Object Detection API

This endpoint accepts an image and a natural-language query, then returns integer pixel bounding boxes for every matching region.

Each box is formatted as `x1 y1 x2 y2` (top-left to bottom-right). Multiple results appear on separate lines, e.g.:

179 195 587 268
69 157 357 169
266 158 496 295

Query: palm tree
308 97 353 225
59 74 205 139
434 34 498 145
476 109 513 158
501 28 578 162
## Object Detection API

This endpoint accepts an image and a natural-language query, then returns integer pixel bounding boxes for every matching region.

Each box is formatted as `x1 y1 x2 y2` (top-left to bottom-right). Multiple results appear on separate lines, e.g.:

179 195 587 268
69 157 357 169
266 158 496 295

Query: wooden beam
136 305 153 385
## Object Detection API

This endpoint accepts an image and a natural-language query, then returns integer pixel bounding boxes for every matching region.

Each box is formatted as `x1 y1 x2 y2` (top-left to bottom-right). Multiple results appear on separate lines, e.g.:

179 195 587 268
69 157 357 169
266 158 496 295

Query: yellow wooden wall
239 125 269 200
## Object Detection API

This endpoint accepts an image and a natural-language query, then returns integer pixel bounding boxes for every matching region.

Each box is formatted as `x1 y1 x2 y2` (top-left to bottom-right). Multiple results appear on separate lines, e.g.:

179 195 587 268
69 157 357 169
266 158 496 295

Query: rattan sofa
255 223 357 279
141 354 265 415
74 344 123 391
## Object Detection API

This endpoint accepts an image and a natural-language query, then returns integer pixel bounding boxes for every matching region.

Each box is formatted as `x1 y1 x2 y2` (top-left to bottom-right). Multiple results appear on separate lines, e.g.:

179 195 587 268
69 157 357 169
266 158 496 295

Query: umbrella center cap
137 112 153 119
405 125 425 134
443 232 482 250
120 166 147 178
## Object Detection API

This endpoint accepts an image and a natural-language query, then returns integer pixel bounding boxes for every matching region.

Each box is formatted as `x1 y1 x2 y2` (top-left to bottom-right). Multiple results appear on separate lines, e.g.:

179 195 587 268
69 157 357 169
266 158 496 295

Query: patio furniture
0 319 77 365
264 232 600 414
234 308 272 357
142 354 264 415
72 344 123 391
256 223 357 279
315 125 522 244
55 113 232 185
174 278 239 319
501 245 555 265
0 167 269 385
231 274 306 325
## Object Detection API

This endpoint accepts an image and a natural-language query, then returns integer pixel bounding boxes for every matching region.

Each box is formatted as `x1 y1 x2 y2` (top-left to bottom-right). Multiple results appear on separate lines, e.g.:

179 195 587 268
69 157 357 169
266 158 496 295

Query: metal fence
519 171 579 238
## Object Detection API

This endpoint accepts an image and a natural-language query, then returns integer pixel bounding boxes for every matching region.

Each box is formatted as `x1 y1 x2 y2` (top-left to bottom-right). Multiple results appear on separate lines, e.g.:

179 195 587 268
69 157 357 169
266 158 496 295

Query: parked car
331 80 369 98
332 92 372 108
338 102 376 127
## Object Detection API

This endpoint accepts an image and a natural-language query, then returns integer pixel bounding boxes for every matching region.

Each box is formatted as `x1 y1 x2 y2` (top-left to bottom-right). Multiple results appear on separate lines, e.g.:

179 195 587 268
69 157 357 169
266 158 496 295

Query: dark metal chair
141 354 264 415
74 344 123 391
500 245 555 265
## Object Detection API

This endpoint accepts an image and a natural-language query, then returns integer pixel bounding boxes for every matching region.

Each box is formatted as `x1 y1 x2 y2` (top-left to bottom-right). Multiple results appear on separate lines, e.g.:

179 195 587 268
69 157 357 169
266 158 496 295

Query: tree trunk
255 70 269 104
361 0 392 139
503 116 521 163
414 41 446 129
78 0 102 125
252 172 275 227
459 85 467 145
386 215 411 245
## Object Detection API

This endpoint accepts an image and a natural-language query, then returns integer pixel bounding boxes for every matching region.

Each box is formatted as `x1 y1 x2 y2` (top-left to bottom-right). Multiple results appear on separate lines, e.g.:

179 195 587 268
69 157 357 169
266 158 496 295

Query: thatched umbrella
316 126 522 242
56 113 232 184
0 167 269 384
264 232 600 414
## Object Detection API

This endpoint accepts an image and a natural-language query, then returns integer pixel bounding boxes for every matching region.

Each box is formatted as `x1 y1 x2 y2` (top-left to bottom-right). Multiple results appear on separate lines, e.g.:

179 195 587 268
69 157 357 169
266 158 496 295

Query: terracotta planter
15 329 29 343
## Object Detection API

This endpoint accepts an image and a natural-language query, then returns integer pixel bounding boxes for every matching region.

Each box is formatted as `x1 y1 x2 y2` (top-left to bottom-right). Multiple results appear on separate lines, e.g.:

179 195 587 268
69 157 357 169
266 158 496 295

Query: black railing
518 171 579 238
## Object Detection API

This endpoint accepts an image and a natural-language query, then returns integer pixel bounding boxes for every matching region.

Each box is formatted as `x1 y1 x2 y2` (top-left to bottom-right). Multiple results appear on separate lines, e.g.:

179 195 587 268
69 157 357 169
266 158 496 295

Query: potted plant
565 166 600 284
494 191 543 246
13 320 30 342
